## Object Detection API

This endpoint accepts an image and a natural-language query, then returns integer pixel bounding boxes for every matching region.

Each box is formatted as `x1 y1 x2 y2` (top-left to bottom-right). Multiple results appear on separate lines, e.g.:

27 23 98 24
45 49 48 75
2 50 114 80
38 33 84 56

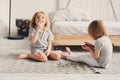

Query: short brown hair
88 20 107 40
29 11 50 30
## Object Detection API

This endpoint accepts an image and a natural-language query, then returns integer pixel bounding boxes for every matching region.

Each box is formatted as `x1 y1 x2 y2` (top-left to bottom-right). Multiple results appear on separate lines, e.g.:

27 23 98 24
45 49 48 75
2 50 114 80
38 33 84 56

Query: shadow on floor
53 46 120 52
113 46 120 52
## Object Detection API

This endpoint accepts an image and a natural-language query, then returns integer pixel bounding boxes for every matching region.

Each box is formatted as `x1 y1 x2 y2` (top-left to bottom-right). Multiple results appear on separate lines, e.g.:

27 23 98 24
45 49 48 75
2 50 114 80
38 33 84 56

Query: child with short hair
65 20 113 68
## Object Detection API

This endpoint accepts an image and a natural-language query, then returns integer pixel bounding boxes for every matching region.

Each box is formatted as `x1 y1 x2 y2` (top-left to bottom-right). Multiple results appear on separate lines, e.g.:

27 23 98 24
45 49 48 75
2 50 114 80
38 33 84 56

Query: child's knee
50 53 61 60
37 53 48 62
55 53 61 60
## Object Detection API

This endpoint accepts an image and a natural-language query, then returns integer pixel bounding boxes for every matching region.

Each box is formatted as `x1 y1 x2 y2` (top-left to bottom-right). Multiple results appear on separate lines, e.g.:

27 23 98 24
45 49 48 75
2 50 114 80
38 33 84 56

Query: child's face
35 13 46 26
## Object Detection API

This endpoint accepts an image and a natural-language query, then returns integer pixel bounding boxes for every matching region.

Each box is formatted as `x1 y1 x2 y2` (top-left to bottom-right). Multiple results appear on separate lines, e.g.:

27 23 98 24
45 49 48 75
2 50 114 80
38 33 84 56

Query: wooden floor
52 35 120 46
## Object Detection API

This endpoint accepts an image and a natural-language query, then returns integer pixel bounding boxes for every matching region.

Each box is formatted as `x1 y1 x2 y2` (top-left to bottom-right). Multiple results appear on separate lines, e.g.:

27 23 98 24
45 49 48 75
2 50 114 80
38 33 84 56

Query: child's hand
36 22 44 32
84 42 94 48
44 50 50 57
85 42 92 46
82 45 91 51
37 22 44 27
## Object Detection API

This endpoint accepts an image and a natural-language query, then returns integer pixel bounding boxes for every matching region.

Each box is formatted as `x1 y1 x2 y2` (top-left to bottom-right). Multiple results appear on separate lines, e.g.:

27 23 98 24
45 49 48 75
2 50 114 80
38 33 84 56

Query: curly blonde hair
88 20 108 40
29 11 50 30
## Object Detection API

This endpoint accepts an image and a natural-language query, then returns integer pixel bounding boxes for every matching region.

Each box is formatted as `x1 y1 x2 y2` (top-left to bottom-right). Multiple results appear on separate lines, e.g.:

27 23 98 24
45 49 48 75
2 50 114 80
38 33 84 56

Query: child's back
95 36 113 68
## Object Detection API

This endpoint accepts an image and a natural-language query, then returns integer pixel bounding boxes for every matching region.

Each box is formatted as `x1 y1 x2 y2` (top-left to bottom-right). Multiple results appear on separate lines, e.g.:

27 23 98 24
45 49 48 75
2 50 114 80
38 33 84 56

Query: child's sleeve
28 28 35 39
47 29 53 41
95 40 103 50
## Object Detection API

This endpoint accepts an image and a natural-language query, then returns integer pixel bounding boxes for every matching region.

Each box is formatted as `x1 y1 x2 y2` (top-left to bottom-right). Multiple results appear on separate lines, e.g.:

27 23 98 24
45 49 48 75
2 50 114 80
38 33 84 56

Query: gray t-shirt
29 28 53 50
95 36 113 68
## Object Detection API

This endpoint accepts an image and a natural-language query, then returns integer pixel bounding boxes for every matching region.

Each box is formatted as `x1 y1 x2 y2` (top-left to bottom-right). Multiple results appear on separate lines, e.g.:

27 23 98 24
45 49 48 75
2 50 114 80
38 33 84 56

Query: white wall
0 0 59 37
0 0 9 36
1 0 120 37
59 0 120 21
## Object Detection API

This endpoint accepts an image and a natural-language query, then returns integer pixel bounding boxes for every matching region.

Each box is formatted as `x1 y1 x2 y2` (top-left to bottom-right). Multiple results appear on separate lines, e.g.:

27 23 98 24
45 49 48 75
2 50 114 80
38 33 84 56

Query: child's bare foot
66 47 72 54
16 54 28 59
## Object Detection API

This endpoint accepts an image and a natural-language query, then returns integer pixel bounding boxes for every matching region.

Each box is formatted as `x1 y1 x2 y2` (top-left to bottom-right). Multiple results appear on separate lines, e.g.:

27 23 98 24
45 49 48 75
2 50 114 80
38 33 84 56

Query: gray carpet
0 53 120 74
93 53 120 75
0 55 94 74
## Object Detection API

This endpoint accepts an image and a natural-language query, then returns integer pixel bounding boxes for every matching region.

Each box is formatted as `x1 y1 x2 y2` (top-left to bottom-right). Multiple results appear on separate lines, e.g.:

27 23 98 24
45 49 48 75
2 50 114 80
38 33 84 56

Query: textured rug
0 54 94 74
93 53 120 75
0 53 120 74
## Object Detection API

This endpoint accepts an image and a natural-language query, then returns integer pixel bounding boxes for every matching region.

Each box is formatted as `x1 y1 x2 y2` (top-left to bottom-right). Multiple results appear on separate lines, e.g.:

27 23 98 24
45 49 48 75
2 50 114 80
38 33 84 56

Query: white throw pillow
51 8 91 23
64 8 81 21
51 9 67 23
80 12 90 21
66 7 90 21
51 9 81 23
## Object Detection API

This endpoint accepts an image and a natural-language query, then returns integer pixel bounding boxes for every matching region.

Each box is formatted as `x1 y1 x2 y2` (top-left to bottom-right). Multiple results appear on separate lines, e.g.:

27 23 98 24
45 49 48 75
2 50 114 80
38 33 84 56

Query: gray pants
30 48 47 54
67 53 100 67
